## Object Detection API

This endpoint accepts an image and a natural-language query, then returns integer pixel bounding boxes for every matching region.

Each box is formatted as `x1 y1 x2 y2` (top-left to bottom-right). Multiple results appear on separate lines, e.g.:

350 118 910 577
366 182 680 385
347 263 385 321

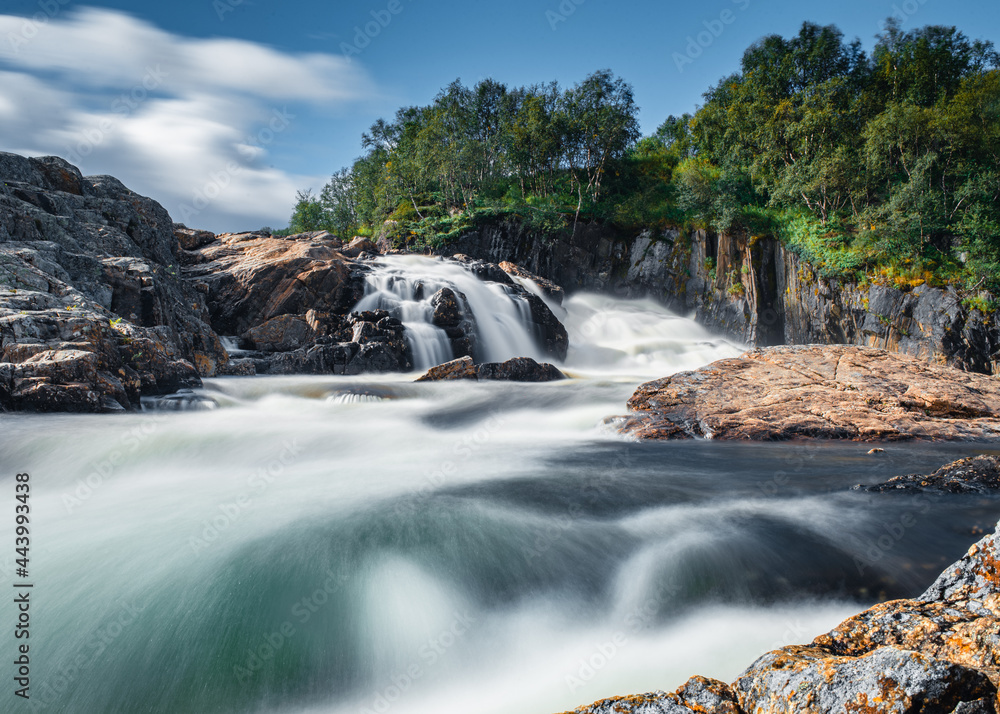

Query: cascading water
1 256 996 714
353 256 544 371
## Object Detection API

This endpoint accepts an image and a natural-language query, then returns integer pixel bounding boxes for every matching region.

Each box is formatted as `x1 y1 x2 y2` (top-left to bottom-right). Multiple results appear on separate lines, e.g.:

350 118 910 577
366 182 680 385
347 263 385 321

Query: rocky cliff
0 152 226 411
436 220 1000 374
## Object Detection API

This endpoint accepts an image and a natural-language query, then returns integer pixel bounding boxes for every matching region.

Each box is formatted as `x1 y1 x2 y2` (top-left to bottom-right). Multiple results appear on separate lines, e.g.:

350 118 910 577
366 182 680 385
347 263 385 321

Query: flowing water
2 256 999 714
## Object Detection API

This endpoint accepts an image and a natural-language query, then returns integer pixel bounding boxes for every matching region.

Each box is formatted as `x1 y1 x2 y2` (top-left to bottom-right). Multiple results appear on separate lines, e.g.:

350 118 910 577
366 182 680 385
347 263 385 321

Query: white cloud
0 6 375 231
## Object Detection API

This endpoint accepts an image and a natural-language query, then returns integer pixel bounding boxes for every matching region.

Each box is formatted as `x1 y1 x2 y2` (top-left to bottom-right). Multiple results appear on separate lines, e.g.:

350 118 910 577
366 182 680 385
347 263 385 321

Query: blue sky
1 0 998 232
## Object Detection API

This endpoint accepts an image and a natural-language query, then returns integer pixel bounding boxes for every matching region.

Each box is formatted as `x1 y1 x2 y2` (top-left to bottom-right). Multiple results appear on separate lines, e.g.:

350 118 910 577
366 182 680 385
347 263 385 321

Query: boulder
184 232 363 335
416 356 565 383
565 677 739 713
430 287 478 359
415 356 479 382
619 345 1000 441
733 645 994 713
857 455 1000 493
174 225 216 250
243 314 316 352
341 236 379 258
476 357 565 382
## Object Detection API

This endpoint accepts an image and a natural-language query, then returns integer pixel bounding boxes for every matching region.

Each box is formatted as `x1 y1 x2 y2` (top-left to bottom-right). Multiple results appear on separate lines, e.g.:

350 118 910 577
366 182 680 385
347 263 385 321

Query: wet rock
525 292 569 361
620 345 1000 441
476 357 565 382
857 455 1000 493
243 315 316 352
430 287 478 359
447 254 515 285
416 356 565 383
499 260 565 305
564 519 1000 714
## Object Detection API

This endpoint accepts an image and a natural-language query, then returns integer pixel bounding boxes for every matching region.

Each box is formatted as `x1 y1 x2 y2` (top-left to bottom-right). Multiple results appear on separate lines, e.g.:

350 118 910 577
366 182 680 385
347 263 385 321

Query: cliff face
439 221 1000 374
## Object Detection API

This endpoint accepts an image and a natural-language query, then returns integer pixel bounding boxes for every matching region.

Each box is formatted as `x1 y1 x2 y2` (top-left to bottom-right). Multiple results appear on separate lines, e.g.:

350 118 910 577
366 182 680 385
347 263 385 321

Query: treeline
291 19 1000 291
677 19 1000 288
292 70 643 242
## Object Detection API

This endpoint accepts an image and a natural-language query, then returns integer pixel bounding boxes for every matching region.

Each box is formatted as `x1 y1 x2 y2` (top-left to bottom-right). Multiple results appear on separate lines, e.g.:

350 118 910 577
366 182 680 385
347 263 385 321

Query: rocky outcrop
0 152 225 411
416 356 565 382
565 518 1000 714
178 231 415 375
437 219 1000 374
857 455 1000 494
181 231 364 335
618 345 1000 441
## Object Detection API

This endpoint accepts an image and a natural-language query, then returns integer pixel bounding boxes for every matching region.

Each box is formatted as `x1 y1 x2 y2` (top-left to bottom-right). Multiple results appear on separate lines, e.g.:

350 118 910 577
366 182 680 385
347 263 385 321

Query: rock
857 455 1000 493
565 677 739 714
0 152 226 411
525 292 569 361
183 232 363 335
476 357 565 382
415 356 478 382
243 314 316 352
416 356 565 383
733 645 995 713
341 236 379 258
447 254 516 286
499 260 565 304
174 225 216 250
430 287 478 359
619 345 1000 441
242 310 411 376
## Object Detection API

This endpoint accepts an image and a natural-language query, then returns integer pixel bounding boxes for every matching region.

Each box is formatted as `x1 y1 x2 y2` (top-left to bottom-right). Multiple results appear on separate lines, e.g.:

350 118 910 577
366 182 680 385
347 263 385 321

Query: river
1 256 998 714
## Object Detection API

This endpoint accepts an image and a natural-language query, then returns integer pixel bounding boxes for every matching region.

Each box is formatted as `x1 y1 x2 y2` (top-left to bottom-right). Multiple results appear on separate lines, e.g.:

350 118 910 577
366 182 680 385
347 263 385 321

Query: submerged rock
857 455 1000 493
416 356 565 383
619 345 1000 441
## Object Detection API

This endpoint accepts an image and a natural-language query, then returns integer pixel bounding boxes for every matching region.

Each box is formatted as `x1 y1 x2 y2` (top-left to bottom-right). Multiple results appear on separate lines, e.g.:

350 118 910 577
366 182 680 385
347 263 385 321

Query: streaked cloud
0 6 376 231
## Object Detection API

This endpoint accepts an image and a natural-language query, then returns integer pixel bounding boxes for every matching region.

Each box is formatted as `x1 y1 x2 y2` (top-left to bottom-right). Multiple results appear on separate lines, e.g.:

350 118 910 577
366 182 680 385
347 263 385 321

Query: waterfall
353 256 546 371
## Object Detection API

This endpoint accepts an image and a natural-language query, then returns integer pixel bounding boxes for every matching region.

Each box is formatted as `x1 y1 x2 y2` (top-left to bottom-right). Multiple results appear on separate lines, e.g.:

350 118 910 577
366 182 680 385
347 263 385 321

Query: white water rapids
1 256 995 714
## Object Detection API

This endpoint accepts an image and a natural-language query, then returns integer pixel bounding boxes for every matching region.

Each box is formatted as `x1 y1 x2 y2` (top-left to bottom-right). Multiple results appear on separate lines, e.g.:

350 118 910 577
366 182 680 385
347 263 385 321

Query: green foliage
288 21 1000 294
